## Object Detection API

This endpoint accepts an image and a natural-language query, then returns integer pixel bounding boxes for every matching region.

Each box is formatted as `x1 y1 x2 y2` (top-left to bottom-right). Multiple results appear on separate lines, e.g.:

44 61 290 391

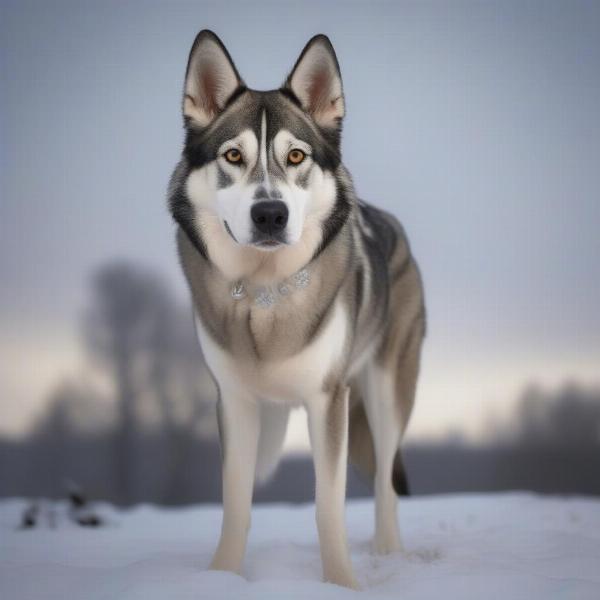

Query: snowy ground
1 493 599 599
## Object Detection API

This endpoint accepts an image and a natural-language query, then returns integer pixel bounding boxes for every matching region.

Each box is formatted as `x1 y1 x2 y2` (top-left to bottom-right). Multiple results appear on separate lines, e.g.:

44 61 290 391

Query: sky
1 0 599 445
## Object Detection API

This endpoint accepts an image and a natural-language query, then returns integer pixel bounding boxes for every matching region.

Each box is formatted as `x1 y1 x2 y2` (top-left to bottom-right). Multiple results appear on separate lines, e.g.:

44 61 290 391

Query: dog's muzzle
251 201 288 247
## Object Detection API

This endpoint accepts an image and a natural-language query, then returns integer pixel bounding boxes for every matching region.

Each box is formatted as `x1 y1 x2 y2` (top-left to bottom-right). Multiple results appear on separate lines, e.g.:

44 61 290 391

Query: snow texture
1 493 599 599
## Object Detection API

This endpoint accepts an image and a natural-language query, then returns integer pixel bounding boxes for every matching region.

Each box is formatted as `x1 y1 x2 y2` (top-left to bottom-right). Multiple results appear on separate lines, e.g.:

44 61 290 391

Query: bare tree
83 263 179 503
515 382 600 447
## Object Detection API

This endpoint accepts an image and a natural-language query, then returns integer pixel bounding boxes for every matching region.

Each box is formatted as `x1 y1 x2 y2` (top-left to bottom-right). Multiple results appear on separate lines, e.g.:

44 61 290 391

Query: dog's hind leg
255 403 290 484
363 310 424 554
210 386 260 574
361 363 404 554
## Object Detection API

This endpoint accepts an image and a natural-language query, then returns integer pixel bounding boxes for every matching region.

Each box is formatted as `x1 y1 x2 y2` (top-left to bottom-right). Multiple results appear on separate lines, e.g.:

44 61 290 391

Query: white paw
372 531 403 555
209 547 243 574
323 564 361 590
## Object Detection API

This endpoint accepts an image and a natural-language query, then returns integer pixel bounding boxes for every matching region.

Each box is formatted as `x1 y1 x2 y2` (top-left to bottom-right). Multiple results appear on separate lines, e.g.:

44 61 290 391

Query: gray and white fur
168 30 426 589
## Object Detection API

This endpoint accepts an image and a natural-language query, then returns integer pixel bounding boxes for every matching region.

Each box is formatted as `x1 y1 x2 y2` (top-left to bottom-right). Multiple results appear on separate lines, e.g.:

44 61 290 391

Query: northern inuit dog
168 30 426 589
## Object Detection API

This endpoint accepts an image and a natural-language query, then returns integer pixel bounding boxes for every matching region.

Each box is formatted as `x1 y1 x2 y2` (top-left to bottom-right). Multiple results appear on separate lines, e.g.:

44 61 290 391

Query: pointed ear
183 30 244 127
283 34 345 129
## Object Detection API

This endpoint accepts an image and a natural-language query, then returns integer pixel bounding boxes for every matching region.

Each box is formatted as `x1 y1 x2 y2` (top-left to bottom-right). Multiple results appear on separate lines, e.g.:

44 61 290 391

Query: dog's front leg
306 385 359 590
209 387 260 574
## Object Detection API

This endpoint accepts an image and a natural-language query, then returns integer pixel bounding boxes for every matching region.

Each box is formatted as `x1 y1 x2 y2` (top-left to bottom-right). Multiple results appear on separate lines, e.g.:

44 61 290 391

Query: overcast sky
1 0 599 444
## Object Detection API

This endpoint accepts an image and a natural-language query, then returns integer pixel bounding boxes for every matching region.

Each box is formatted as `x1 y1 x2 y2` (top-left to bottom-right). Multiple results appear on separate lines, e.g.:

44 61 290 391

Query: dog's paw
209 549 243 575
324 565 361 590
372 531 403 555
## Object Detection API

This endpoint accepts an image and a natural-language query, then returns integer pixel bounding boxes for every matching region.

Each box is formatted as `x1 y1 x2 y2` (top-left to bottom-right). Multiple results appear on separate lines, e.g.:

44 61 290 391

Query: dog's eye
224 148 243 164
287 149 306 165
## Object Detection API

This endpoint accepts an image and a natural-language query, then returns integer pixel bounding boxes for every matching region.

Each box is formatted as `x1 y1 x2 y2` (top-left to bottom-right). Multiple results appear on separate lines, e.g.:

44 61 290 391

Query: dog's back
346 200 426 496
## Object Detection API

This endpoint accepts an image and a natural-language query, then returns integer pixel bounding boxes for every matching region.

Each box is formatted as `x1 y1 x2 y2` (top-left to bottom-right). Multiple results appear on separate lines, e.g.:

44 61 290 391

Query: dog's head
170 30 349 275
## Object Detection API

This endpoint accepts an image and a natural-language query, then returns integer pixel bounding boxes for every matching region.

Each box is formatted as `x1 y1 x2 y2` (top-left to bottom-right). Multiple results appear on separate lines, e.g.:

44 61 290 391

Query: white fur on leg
362 366 403 555
306 389 359 590
210 388 260 574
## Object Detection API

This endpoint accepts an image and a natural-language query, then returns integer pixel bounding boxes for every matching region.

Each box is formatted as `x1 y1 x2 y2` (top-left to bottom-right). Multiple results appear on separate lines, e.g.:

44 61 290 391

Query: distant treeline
1 261 599 504
2 424 600 504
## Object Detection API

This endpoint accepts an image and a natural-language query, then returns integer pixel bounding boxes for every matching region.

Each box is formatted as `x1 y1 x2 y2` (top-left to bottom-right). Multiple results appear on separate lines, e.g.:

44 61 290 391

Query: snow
1 493 600 599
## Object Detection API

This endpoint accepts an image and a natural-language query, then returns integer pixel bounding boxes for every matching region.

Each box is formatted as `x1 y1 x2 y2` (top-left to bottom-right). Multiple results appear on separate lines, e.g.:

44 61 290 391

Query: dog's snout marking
253 185 282 201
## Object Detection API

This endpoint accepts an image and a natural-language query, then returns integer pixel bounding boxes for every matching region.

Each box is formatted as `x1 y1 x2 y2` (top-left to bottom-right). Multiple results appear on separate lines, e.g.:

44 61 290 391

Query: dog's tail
348 400 410 496
391 449 410 496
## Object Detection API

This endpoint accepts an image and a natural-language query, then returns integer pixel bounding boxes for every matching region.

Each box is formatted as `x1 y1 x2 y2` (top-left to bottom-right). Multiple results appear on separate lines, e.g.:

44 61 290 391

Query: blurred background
1 0 599 505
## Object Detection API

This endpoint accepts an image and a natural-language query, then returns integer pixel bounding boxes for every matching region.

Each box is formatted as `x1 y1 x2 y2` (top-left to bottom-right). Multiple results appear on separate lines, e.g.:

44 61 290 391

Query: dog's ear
283 35 345 129
183 30 244 127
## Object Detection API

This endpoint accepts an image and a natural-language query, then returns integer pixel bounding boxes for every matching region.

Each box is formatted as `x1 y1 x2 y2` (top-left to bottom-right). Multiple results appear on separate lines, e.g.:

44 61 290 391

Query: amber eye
287 149 306 165
224 148 242 164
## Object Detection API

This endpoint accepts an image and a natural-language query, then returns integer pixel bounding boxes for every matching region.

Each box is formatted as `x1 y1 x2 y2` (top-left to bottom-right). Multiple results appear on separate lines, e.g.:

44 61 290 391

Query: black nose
251 201 289 235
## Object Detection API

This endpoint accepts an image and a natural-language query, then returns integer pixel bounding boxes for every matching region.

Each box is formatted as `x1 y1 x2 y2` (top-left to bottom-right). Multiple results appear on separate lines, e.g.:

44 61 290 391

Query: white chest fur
194 299 349 405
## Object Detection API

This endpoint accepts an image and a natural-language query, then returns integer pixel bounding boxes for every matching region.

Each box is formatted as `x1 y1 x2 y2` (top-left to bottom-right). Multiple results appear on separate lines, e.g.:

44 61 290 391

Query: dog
168 30 426 589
